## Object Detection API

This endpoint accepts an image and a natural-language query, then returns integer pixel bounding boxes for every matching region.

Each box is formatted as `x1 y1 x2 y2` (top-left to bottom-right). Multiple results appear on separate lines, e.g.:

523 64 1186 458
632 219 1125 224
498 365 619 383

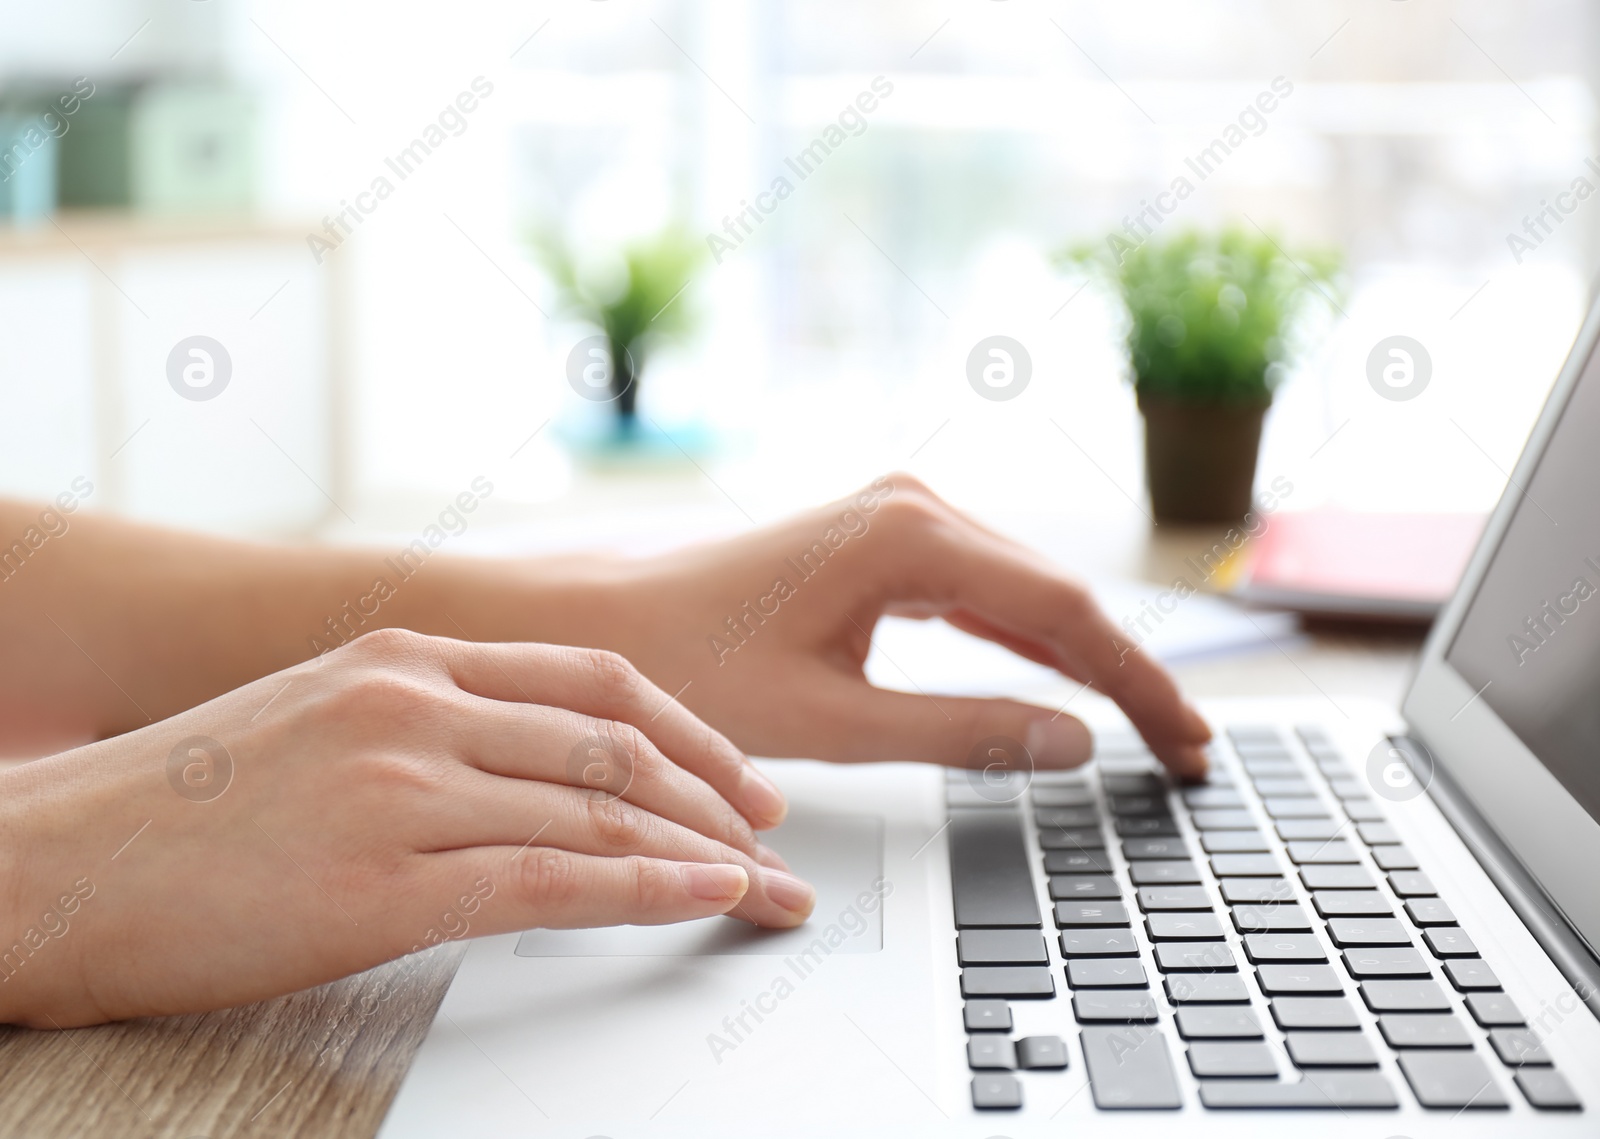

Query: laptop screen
1445 336 1600 825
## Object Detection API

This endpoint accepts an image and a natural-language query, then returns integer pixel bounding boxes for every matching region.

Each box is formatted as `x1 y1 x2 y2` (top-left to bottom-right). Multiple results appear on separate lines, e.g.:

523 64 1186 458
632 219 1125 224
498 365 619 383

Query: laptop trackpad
513 813 884 957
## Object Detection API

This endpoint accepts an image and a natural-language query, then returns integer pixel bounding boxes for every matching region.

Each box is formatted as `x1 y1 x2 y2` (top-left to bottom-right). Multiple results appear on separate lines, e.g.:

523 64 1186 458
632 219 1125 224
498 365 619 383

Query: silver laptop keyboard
946 722 1585 1113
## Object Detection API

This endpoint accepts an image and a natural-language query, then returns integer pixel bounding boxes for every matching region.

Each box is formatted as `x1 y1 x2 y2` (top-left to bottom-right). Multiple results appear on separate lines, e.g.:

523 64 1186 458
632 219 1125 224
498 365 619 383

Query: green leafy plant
1063 226 1341 407
536 225 705 427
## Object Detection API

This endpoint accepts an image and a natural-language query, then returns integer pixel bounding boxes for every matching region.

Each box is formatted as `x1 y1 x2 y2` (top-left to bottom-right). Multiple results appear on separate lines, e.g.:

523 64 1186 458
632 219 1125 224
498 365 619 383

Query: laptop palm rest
513 812 885 957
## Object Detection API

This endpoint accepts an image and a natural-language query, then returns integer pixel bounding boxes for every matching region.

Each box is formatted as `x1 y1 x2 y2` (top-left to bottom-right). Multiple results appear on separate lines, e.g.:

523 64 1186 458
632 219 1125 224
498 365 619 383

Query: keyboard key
1183 787 1245 810
1356 821 1398 845
1342 799 1385 822
1137 886 1211 912
1341 947 1431 978
964 1000 1012 1031
1359 979 1450 1012
1055 901 1130 928
1129 860 1202 886
1121 837 1187 860
1154 942 1236 972
1404 897 1456 926
1285 1032 1378 1067
1326 918 1410 947
1313 891 1392 917
968 1036 1016 1069
1327 777 1367 800
958 930 1049 966
1488 1027 1551 1066
1016 1034 1070 1069
1253 777 1316 797
1230 904 1312 933
971 1072 1023 1110
1516 1068 1583 1110
1190 809 1256 831
962 967 1056 999
1115 816 1180 837
1033 785 1094 808
1037 807 1101 831
1080 1025 1183 1108
1299 865 1374 890
1061 928 1138 957
1286 840 1359 865
1101 772 1164 795
1188 1041 1276 1078
1423 927 1478 957
1270 996 1360 1030
1387 870 1436 897
1109 794 1169 817
1067 958 1148 989
1397 1051 1508 1108
1244 934 1328 964
1164 974 1250 1003
949 810 1041 929
1175 1006 1263 1039
1256 964 1343 995
1049 875 1121 900
1200 831 1270 853
1263 798 1330 820
1146 912 1224 940
1220 878 1294 905
1038 827 1107 850
1379 1014 1472 1048
1276 819 1343 841
1228 724 1284 746
1444 958 1501 991
1466 991 1525 1027
1199 1071 1399 1108
1073 991 1158 1022
1043 848 1114 875
1210 854 1282 877
1371 845 1418 871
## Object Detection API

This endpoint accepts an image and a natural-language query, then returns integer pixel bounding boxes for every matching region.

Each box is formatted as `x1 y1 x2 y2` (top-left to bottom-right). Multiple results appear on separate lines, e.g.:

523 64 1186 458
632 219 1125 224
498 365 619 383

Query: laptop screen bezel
1403 295 1600 964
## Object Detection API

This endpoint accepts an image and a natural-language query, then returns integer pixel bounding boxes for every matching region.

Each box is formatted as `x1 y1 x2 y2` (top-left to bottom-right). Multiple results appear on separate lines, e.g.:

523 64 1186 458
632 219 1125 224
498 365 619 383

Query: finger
881 510 1212 778
413 847 753 938
417 771 814 927
448 694 786 876
434 639 787 829
795 666 1093 769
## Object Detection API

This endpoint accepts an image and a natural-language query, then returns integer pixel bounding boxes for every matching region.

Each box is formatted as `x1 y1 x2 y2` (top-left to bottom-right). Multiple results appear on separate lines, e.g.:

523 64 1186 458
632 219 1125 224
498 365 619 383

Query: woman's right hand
0 628 812 1028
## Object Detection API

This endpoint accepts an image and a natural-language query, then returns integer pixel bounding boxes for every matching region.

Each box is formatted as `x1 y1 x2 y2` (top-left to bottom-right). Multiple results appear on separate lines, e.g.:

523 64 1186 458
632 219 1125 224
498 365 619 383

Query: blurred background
1 1 1596 634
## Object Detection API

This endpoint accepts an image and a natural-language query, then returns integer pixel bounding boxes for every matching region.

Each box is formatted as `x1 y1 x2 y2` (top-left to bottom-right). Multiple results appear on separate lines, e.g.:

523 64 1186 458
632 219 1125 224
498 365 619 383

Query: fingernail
758 867 816 918
1025 718 1093 768
755 842 791 872
683 863 749 903
738 764 788 828
1175 744 1210 781
1183 703 1212 740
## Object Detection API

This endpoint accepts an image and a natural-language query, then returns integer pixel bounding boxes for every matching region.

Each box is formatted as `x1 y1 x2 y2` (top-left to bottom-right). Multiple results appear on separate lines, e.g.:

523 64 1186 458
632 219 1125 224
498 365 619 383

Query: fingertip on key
1025 717 1094 769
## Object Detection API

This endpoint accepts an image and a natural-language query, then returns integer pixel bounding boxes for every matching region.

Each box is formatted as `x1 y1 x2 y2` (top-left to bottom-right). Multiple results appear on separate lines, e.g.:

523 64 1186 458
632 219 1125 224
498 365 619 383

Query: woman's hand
0 629 811 1028
561 474 1212 779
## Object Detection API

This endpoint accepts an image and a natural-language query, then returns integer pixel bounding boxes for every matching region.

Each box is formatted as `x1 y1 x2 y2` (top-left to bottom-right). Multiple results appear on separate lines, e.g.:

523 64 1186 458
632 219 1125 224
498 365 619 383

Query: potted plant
535 225 705 440
1065 227 1340 524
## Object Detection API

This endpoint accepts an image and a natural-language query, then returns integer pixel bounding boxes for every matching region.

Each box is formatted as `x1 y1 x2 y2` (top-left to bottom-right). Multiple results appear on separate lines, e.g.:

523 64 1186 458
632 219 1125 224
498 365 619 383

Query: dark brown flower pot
1137 391 1267 525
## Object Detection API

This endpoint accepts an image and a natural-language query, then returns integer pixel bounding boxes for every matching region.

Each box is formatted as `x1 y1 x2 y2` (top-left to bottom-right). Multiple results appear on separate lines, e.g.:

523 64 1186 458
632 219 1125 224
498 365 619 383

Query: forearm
0 501 615 752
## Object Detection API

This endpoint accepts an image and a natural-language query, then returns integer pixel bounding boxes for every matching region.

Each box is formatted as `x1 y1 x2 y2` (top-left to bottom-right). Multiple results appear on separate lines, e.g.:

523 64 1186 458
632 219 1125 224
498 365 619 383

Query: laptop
377 305 1600 1136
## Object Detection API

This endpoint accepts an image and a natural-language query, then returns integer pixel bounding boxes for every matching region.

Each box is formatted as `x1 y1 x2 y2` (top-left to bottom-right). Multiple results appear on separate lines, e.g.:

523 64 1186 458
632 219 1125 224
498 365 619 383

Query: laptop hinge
1392 734 1600 1023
